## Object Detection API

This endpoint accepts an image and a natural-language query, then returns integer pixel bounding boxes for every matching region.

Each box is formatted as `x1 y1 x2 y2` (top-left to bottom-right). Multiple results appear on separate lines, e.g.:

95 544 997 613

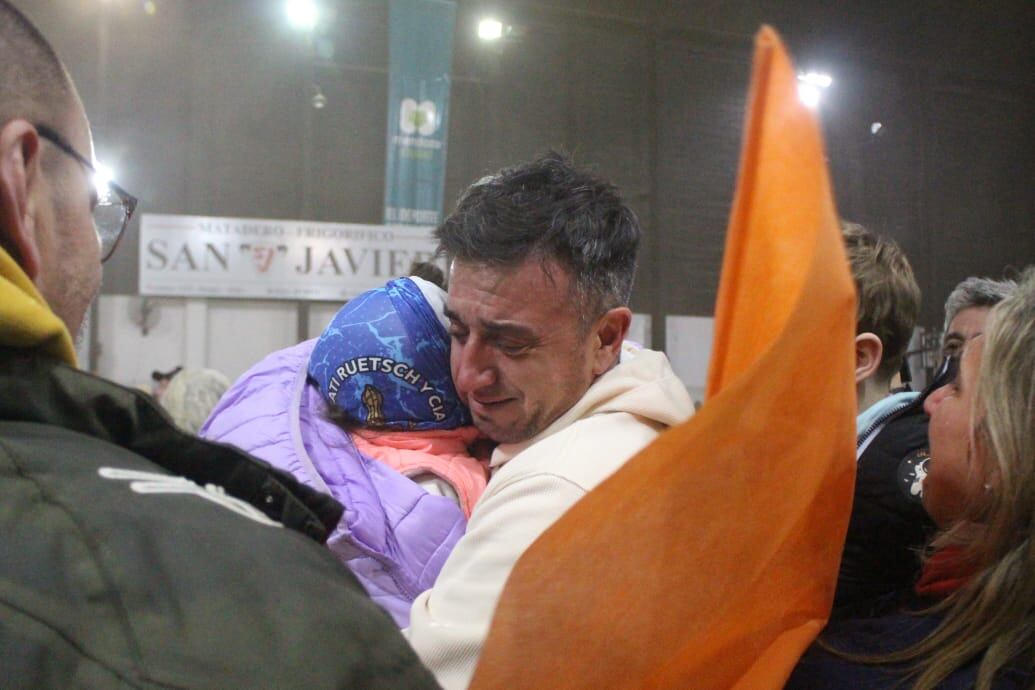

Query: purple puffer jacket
200 339 466 627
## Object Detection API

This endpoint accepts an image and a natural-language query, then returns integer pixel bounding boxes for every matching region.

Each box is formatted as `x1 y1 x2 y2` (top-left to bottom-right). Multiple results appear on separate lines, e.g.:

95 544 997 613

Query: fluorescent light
478 18 504 41
286 0 318 31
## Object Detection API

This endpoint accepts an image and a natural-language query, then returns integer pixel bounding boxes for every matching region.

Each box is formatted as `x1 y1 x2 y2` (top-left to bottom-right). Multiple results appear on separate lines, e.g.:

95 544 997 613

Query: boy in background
834 222 934 615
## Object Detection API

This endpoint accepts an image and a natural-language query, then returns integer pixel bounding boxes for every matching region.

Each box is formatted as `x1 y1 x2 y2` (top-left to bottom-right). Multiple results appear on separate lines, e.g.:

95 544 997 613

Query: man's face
444 257 600 444
942 306 990 359
33 107 102 340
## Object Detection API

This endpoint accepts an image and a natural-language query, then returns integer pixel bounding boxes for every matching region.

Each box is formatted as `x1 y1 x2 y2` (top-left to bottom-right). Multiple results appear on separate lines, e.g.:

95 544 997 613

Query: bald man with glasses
0 2 435 686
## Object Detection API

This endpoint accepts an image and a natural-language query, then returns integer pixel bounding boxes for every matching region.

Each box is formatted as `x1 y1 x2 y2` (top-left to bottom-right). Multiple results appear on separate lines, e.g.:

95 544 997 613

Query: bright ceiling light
286 0 318 31
797 83 821 109
93 162 115 195
477 18 504 41
797 71 832 108
799 71 833 88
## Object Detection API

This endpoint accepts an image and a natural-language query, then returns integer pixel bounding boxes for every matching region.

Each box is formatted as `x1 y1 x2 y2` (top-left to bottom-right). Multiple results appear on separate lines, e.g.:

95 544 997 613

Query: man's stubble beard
49 173 103 348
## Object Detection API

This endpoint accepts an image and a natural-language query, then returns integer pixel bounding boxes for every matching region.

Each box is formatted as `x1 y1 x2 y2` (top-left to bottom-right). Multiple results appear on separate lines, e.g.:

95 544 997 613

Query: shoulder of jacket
863 407 929 464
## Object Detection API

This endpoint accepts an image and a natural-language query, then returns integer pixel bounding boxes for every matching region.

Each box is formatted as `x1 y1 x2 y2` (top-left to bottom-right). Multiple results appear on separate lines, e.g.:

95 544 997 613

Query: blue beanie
308 277 471 430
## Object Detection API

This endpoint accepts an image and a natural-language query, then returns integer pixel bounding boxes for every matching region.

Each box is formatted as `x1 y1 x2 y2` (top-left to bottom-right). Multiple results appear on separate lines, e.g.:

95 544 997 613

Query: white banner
139 214 441 300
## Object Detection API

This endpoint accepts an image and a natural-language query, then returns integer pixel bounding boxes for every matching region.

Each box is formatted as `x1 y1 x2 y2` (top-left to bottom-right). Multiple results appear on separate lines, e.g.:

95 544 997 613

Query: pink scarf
352 426 489 518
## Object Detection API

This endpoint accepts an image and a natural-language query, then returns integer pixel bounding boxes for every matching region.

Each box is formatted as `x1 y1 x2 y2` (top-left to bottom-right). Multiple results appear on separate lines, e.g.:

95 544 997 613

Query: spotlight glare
93 162 115 196
798 83 821 109
799 71 833 88
286 0 318 31
477 18 504 41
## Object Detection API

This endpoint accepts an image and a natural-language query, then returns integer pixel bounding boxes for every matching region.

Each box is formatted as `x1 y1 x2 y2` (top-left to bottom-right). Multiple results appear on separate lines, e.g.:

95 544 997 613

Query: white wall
207 300 298 381
94 294 668 392
95 297 931 410
95 295 300 388
308 302 343 340
96 296 189 389
665 315 715 405
628 313 652 349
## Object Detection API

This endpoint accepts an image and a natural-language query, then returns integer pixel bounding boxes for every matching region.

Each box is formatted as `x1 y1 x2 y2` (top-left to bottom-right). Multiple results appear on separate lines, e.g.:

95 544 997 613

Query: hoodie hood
490 347 693 470
0 246 76 366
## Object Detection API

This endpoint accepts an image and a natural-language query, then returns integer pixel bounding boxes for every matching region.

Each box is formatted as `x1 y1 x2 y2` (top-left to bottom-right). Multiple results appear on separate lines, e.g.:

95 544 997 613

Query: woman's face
922 337 991 528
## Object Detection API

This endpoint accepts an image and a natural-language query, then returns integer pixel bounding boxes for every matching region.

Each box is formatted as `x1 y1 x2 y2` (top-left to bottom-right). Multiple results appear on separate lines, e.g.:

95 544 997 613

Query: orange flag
470 26 856 690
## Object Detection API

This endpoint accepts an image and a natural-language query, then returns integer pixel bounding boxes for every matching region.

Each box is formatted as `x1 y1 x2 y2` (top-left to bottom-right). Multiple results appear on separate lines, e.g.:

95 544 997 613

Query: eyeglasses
34 123 137 263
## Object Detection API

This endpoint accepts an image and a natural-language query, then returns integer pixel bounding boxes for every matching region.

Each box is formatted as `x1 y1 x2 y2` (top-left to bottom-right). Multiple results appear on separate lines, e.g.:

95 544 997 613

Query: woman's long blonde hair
887 267 1035 689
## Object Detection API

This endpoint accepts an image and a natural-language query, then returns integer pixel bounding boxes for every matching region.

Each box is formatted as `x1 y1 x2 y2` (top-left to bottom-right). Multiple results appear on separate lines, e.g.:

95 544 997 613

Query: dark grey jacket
834 396 935 617
0 349 438 689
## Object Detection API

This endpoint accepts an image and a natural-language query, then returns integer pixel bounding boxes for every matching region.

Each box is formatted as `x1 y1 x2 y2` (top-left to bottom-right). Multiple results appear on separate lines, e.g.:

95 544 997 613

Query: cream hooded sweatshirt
405 346 694 689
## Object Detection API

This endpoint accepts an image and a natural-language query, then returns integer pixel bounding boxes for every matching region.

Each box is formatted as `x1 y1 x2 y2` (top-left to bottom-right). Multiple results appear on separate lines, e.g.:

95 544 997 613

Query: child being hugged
202 277 488 627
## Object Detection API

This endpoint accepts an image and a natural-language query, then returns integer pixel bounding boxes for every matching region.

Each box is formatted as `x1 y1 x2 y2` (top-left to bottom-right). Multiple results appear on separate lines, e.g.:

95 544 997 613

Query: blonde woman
789 268 1035 689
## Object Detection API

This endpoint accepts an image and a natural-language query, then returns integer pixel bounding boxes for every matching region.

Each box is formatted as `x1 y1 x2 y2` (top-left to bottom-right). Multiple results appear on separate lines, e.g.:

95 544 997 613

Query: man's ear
855 332 883 384
0 119 43 281
591 306 632 376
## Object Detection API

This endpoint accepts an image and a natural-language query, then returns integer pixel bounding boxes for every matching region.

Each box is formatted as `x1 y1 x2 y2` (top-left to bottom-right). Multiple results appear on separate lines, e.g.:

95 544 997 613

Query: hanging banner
138 214 440 300
383 0 456 226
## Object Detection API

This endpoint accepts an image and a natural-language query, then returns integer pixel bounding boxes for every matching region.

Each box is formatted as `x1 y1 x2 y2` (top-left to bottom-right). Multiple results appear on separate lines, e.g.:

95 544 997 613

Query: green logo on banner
400 99 439 136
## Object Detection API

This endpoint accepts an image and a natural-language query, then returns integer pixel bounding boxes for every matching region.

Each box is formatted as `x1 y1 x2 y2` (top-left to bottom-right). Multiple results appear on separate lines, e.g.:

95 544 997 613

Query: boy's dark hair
435 152 641 324
408 259 446 290
841 221 921 381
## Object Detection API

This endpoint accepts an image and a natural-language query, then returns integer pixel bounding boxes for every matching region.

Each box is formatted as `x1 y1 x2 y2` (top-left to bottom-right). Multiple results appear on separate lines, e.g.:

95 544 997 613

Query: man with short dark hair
0 3 435 686
405 153 694 688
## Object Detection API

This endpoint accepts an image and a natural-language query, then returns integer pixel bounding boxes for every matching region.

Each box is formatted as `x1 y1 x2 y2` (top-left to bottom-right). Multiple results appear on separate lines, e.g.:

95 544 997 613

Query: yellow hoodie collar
0 246 77 366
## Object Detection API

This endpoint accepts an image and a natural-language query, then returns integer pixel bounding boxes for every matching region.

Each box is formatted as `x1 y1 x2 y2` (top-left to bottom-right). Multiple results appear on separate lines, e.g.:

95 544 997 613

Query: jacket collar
0 348 343 542
856 390 921 438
